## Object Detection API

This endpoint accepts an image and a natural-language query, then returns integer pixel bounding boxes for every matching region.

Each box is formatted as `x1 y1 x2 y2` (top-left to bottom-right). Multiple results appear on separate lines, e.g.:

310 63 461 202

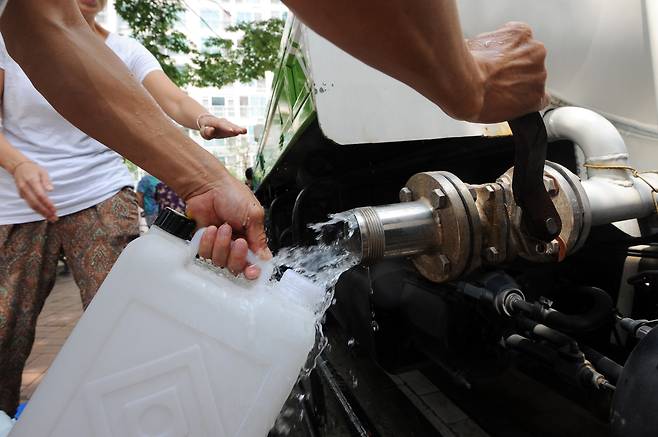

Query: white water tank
305 0 658 162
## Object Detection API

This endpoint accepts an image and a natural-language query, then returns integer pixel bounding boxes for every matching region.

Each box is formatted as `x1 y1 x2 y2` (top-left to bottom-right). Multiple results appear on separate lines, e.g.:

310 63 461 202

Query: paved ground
20 273 83 402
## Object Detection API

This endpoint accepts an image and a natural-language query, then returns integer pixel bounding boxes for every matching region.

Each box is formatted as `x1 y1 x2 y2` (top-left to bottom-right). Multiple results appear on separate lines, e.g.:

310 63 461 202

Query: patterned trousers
0 188 139 416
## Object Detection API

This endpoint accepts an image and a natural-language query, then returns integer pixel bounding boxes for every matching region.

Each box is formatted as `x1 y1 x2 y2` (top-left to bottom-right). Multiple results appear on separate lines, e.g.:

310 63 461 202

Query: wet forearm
283 0 483 120
0 0 229 199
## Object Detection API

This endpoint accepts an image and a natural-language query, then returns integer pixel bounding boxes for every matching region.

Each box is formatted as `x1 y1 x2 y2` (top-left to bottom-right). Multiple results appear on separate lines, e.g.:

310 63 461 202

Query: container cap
153 208 197 240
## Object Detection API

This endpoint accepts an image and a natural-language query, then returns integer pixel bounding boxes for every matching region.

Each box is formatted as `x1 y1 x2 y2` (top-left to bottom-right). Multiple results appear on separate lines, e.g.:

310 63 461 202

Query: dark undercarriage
258 120 658 437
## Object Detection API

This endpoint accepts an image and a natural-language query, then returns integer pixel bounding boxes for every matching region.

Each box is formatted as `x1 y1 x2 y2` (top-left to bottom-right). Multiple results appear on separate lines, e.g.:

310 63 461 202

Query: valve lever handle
508 112 562 242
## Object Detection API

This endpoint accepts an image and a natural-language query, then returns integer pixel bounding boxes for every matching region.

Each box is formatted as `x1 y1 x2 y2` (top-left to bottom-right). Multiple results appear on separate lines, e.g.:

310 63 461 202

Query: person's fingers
223 120 247 135
208 118 247 138
198 226 217 259
203 126 216 139
29 178 56 216
39 170 54 191
244 204 272 260
226 238 248 275
503 21 533 37
211 223 232 268
20 185 55 221
244 264 261 281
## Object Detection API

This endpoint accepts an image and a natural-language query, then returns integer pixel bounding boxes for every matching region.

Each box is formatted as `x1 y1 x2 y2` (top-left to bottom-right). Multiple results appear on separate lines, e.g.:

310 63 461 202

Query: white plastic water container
0 411 14 437
10 210 325 437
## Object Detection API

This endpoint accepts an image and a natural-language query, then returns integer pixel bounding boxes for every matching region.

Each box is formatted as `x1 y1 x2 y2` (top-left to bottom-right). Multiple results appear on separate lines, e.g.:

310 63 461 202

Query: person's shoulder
106 33 151 58
111 33 149 53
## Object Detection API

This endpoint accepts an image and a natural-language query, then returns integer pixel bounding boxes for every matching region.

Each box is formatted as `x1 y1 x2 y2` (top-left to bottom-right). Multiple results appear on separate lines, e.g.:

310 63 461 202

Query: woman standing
0 0 245 415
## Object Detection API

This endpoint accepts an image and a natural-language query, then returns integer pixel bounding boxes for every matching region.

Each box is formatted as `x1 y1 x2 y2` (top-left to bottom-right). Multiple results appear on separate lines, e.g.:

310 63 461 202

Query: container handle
189 227 207 259
189 228 274 286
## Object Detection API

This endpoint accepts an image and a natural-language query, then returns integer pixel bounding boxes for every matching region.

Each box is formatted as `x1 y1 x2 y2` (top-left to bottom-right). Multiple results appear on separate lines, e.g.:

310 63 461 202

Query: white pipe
580 179 655 226
544 107 631 183
543 107 658 226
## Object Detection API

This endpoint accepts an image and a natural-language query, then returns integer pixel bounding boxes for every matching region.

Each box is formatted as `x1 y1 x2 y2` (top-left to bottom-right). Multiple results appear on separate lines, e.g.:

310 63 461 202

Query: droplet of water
371 320 380 332
349 370 359 388
347 337 356 348
274 422 291 434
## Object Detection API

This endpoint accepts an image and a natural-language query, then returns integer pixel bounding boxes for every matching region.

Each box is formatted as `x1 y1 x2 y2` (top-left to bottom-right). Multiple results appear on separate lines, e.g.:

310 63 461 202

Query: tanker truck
255 2 658 436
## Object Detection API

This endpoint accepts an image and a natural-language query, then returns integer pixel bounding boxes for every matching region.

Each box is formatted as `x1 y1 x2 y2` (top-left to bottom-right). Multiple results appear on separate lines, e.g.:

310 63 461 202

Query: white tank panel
307 1 658 146
458 0 658 131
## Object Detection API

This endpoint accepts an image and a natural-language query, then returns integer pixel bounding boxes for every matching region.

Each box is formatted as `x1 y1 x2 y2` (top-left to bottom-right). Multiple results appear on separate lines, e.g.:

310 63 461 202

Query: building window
212 96 225 106
236 12 252 23
201 8 221 31
239 96 249 117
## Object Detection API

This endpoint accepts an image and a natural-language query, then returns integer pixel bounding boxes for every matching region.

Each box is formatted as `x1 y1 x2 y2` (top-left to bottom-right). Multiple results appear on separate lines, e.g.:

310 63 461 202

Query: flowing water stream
269 213 362 435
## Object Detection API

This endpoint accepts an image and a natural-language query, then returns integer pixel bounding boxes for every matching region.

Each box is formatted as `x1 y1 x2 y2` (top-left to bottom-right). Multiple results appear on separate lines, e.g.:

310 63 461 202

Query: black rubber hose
511 286 614 333
581 346 622 385
542 286 614 333
516 316 579 351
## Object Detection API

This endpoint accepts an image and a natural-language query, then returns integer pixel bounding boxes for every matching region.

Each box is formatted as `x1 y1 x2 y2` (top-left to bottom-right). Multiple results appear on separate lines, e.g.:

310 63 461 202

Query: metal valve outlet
349 162 591 283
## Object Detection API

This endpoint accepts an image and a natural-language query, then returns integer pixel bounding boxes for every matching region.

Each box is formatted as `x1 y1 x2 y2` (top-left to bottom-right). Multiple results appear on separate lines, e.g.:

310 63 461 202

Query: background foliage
114 0 284 88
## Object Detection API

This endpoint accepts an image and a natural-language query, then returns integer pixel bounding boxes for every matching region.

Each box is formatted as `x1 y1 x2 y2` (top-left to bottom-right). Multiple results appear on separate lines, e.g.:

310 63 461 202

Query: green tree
114 0 284 88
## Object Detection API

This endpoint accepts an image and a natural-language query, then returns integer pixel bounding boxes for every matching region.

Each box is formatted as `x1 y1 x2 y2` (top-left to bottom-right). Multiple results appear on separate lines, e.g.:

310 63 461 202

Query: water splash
273 212 360 315
269 212 362 435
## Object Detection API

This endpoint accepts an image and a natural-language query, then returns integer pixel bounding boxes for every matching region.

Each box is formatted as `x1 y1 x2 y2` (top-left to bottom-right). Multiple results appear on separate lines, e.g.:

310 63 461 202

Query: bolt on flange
484 246 500 263
430 188 447 209
399 187 414 202
438 254 451 275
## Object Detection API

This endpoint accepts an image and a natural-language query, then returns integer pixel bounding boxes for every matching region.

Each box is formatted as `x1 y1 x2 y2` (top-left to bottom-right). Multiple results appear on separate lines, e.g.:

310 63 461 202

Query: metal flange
406 171 477 282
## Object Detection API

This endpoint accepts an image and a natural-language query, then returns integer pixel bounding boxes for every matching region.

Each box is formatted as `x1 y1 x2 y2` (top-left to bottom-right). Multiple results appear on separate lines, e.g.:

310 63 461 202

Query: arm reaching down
0 67 56 222
0 0 270 274
0 137 57 222
283 0 548 123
